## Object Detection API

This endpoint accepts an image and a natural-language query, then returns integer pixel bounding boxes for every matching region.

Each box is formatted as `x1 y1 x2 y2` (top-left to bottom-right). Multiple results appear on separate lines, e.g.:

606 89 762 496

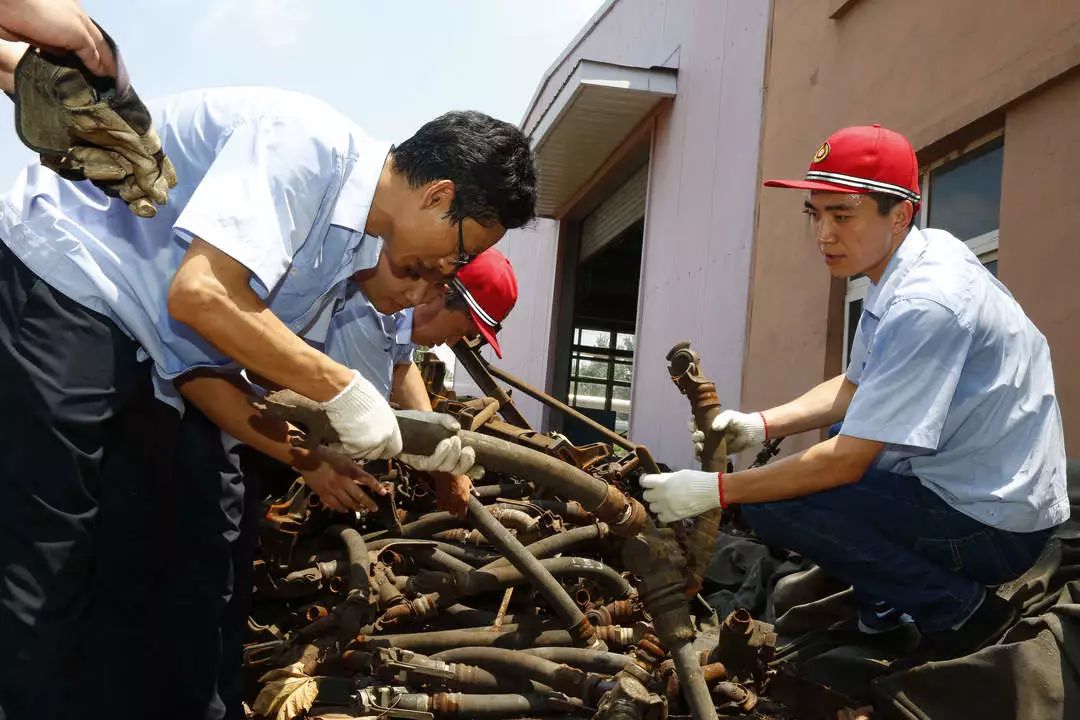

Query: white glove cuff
684 470 722 511
320 370 382 417
745 412 768 444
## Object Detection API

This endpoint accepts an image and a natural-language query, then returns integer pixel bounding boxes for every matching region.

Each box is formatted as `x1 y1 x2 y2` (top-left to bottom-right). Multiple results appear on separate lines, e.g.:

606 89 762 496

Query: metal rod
452 342 533 429
465 495 597 646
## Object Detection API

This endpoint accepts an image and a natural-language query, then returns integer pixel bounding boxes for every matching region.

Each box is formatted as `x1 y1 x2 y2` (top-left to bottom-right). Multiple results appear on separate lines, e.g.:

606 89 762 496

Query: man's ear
893 199 914 234
420 179 455 211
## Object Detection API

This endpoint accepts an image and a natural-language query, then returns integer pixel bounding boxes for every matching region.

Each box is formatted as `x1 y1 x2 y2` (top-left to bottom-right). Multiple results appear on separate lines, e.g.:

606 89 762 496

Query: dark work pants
741 468 1053 632
162 406 261 720
0 244 180 719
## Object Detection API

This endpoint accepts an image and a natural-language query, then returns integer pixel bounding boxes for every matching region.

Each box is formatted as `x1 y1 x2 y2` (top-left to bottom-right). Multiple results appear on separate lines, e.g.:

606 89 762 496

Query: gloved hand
319 370 403 460
640 470 721 523
12 21 177 217
691 409 767 456
400 436 484 480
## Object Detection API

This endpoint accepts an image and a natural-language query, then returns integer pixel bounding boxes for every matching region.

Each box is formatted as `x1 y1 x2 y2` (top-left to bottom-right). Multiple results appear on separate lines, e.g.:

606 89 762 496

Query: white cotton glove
709 409 767 453
399 437 485 480
640 470 721 523
319 370 403 459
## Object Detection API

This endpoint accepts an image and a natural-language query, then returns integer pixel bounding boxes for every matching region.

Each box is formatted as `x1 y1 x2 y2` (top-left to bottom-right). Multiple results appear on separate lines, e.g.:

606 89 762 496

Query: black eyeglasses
453 220 477 268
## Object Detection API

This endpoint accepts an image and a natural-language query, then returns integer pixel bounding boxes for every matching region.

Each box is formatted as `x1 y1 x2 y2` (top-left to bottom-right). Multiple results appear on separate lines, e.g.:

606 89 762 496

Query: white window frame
841 130 1003 369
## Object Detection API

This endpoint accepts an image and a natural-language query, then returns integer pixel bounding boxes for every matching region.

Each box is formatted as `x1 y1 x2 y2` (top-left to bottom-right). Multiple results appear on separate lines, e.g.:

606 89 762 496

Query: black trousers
0 244 180 718
164 405 262 720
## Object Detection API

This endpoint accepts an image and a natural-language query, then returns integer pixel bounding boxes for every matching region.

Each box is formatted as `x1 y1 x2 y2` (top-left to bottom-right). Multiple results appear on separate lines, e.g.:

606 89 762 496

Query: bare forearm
177 370 319 471
168 238 354 402
391 362 432 411
760 374 856 438
724 434 882 505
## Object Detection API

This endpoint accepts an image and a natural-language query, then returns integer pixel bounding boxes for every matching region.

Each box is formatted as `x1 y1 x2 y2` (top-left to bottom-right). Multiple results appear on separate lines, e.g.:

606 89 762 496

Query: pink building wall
486 0 771 467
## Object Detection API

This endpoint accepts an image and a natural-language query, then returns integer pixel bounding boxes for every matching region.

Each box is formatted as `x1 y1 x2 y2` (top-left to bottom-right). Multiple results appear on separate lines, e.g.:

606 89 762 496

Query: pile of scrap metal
242 341 842 720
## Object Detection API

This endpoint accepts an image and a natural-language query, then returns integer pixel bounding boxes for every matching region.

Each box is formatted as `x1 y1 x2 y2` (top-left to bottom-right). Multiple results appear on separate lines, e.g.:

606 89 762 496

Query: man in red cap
641 125 1067 663
388 247 518 514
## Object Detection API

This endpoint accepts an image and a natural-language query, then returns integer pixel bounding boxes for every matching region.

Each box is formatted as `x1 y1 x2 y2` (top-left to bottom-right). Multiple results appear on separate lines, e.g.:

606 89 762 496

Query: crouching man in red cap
640 125 1068 663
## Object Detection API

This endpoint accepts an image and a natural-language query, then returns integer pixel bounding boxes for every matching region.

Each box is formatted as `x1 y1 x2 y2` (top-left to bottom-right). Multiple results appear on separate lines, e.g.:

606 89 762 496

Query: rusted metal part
244 348 817 719
430 646 607 704
259 479 314 570
710 608 777 684
350 625 613 652
665 341 729 598
620 525 719 720
586 599 642 628
465 495 598 646
492 587 514 631
432 528 488 545
400 557 632 604
482 523 608 571
475 417 613 472
451 339 533 429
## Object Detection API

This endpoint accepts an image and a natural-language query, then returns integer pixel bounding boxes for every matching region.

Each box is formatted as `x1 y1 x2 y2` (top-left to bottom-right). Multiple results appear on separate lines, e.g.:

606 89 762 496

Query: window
842 132 1004 368
567 327 634 434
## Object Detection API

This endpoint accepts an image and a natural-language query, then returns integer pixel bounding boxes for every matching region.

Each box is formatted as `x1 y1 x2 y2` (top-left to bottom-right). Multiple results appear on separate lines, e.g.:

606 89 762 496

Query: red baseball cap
764 124 921 208
450 248 517 358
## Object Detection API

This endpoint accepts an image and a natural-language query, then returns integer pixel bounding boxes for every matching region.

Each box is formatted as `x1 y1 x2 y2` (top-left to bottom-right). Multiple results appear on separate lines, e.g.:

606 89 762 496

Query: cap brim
469 308 503 358
764 178 872 194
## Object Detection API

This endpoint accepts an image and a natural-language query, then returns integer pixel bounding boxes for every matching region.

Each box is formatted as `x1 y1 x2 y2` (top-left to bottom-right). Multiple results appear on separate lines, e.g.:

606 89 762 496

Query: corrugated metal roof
525 60 676 218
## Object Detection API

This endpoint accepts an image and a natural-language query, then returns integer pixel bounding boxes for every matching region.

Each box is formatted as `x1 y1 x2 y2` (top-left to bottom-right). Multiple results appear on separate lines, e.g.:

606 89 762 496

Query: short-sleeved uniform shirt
0 87 391 407
842 227 1068 532
306 294 414 400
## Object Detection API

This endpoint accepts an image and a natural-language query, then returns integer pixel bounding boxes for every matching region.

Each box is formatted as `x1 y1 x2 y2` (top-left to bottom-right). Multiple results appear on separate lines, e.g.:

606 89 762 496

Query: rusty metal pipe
399 511 466 539
394 411 647 534
472 482 531 500
325 525 370 599
366 538 498 567
431 646 602 702
396 691 577 718
464 495 597 646
481 523 608 571
521 647 634 675
404 557 631 601
452 342 533 429
352 626 581 652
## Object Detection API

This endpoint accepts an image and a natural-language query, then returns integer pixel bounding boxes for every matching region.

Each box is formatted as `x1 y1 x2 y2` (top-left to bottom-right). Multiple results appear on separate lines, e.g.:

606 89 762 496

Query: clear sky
0 0 605 182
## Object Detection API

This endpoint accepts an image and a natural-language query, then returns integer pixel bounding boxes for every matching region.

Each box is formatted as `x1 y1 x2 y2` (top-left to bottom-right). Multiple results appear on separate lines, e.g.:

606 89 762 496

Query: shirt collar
330 137 392 234
396 308 414 346
864 226 929 318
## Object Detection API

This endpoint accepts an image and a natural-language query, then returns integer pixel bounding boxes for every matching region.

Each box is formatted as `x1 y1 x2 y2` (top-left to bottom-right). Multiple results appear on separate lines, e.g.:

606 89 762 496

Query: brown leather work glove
12 21 176 217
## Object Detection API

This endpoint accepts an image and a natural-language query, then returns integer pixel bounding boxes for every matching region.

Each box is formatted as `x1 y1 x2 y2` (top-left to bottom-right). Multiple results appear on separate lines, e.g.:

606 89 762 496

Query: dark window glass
927 138 1004 241
845 298 864 364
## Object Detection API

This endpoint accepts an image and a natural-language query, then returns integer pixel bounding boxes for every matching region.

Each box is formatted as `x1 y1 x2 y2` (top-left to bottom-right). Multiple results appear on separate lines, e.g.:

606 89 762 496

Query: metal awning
525 60 677 218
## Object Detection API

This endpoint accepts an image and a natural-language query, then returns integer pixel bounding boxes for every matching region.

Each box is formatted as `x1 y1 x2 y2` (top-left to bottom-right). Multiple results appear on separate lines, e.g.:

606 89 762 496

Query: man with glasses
0 85 536 717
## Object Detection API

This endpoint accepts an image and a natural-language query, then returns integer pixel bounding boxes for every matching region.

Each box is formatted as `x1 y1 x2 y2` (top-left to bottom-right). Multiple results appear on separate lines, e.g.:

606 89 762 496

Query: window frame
567 326 635 433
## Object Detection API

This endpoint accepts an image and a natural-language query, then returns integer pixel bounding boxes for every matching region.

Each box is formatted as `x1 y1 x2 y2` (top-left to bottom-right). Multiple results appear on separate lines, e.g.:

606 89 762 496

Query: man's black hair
444 285 470 313
869 192 915 230
392 111 537 229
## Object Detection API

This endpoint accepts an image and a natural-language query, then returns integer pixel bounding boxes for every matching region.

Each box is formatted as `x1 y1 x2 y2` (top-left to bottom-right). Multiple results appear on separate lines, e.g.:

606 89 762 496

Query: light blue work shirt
843 227 1068 532
315 299 414 400
0 87 391 408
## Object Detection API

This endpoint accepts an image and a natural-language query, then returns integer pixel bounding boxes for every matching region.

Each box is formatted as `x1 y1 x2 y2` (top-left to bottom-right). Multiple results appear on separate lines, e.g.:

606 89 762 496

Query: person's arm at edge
723 434 884 505
168 237 355 403
176 369 385 512
759 374 857 438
